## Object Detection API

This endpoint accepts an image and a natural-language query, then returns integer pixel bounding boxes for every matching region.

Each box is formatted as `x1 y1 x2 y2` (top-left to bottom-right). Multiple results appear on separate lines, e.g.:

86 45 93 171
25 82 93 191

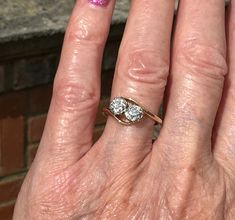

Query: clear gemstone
109 97 128 115
125 105 144 122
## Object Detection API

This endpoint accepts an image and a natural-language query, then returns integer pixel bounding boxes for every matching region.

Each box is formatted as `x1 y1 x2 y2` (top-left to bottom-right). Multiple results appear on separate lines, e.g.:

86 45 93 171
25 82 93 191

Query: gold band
103 97 162 126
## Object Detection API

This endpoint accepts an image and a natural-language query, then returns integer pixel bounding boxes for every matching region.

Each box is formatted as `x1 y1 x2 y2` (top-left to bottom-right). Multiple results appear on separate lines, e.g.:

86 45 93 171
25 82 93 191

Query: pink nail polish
89 0 109 7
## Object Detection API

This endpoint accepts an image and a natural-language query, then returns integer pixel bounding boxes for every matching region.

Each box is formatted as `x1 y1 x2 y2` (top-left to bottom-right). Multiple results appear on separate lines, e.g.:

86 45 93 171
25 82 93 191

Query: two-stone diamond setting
104 97 162 125
109 97 144 123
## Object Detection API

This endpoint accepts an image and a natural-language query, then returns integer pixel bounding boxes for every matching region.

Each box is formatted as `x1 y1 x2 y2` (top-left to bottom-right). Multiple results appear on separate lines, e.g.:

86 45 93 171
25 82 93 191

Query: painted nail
88 0 109 7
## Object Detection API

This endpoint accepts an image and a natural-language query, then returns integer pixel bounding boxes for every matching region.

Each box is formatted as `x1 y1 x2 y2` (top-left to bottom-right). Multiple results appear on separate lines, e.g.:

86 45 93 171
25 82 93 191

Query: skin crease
13 0 235 219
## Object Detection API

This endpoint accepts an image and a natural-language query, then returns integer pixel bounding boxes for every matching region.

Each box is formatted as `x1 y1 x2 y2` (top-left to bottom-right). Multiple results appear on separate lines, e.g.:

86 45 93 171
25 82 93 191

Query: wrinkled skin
14 0 235 219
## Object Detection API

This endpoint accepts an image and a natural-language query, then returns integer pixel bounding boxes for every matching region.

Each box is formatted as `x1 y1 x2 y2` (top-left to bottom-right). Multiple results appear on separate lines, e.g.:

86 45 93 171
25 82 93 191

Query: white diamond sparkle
109 97 128 115
124 105 144 122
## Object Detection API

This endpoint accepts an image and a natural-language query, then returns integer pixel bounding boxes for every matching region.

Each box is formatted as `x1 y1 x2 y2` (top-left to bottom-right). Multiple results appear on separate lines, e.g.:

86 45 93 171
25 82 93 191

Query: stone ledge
0 0 230 44
0 0 130 43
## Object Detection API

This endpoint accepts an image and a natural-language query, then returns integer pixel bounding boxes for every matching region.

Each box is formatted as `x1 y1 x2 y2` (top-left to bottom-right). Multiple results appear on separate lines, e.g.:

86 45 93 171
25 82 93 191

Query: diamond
109 97 128 115
125 105 144 122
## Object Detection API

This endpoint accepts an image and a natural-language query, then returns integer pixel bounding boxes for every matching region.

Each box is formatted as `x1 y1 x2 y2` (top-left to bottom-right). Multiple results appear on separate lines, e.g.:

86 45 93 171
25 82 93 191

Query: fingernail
88 0 109 7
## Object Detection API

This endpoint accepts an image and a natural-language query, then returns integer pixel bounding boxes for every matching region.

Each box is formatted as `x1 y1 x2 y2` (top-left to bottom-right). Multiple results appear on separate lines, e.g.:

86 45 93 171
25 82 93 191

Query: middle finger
101 0 175 162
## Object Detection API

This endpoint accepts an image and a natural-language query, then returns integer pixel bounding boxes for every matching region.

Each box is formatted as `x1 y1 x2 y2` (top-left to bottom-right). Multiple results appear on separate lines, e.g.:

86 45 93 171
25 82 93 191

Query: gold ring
103 97 162 126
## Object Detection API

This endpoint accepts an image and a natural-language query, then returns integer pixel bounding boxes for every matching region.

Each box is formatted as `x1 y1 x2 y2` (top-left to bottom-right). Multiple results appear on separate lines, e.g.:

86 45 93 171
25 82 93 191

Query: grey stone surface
0 0 130 43
0 0 230 43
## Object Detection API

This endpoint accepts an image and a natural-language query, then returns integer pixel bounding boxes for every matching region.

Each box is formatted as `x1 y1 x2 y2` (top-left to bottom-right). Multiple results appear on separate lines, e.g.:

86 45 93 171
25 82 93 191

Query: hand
14 0 235 219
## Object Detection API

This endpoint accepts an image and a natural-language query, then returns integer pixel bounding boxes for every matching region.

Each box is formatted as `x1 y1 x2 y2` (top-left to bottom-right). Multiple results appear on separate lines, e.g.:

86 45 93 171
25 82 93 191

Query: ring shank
103 107 162 125
103 107 133 125
144 110 162 125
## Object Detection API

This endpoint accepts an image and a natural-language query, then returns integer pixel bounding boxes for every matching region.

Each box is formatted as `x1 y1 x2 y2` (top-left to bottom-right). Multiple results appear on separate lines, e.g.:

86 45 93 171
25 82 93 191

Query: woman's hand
13 0 235 219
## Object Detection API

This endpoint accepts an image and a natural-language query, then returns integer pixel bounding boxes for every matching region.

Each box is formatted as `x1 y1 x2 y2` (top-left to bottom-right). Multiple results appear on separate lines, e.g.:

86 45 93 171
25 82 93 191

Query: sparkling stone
109 97 128 115
125 105 144 122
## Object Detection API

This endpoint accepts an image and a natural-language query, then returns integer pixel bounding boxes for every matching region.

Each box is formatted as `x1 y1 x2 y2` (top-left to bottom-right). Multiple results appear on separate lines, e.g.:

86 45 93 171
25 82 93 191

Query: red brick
0 91 27 118
0 175 24 204
0 202 15 220
93 126 104 143
27 144 38 166
96 98 109 125
28 115 47 143
0 117 24 176
29 84 52 114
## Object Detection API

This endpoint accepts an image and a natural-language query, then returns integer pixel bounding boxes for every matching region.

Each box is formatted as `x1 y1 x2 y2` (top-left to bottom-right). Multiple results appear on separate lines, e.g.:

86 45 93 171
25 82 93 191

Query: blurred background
0 1 129 219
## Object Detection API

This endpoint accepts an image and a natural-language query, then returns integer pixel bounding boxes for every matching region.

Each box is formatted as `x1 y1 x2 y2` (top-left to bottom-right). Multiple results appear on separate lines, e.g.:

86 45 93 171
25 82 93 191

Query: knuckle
176 41 228 80
67 14 106 46
53 78 99 112
117 49 169 88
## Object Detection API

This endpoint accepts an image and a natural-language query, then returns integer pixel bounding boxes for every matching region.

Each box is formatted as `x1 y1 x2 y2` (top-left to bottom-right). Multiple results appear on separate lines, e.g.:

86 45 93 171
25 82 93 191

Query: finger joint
53 78 99 112
117 49 169 89
176 42 228 80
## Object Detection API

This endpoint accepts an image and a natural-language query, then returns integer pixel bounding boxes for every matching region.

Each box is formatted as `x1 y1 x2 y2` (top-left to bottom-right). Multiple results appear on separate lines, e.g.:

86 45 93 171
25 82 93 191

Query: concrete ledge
0 0 230 43
0 0 130 43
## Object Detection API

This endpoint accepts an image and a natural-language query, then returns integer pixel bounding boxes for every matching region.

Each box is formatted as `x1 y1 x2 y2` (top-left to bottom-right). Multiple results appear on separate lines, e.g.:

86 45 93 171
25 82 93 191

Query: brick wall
0 27 122 219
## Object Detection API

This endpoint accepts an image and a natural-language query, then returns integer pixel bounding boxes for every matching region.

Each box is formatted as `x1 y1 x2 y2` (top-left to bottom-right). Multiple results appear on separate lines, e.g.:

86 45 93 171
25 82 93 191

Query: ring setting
124 104 144 122
103 97 162 125
109 97 128 115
